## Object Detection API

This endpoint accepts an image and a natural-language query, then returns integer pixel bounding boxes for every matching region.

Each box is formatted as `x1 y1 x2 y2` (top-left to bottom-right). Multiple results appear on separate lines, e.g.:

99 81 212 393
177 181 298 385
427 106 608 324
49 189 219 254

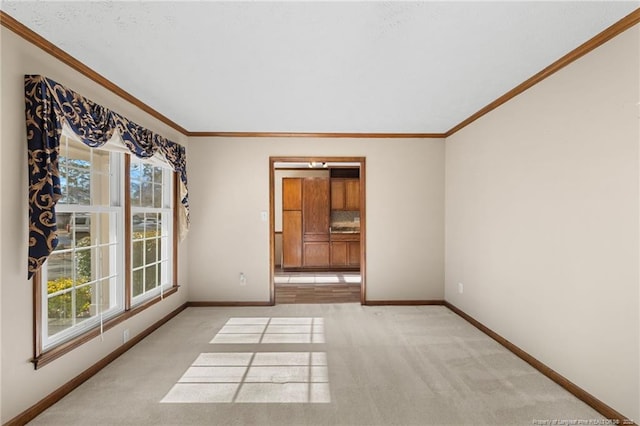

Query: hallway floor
274 270 361 303
274 270 361 285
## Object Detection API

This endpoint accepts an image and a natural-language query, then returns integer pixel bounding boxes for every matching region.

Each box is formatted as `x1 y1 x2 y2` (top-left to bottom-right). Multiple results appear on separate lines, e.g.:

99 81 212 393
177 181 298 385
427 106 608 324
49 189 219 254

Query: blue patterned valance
25 75 189 279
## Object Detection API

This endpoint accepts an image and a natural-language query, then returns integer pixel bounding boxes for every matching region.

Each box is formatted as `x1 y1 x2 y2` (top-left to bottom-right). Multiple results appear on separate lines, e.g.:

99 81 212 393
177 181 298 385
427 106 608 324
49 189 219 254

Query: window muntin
35 136 178 359
130 160 173 305
41 136 124 350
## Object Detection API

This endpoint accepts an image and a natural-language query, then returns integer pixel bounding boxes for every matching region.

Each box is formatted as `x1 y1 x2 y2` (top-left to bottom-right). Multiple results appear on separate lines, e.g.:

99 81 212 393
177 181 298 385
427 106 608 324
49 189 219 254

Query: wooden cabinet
330 233 360 267
345 179 360 210
347 241 360 266
330 180 345 210
283 178 302 210
331 178 359 210
304 242 330 267
302 178 330 267
282 178 303 268
282 211 302 267
330 242 348 266
282 175 360 270
303 178 330 235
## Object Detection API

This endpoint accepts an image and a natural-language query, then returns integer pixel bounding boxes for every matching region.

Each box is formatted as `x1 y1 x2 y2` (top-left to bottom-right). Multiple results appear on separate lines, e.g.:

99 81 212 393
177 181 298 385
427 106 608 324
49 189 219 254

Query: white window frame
129 157 174 306
40 144 125 351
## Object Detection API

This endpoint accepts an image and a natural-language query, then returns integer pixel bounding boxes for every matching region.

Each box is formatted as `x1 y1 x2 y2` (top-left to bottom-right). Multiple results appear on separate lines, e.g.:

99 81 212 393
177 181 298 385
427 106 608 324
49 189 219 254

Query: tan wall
445 25 640 420
187 137 445 302
0 27 189 422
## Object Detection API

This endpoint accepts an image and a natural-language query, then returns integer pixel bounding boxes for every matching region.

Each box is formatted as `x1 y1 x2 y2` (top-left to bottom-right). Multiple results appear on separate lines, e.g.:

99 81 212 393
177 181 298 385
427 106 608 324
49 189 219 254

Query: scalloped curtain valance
25 75 189 279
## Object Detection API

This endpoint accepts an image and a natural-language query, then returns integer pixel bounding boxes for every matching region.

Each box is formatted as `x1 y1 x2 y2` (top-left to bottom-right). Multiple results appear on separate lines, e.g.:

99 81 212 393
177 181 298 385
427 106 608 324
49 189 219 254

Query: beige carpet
30 304 602 425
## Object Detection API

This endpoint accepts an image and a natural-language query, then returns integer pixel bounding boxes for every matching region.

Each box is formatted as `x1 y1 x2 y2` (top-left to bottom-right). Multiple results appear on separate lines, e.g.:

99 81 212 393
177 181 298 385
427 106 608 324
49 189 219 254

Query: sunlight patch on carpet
161 352 330 403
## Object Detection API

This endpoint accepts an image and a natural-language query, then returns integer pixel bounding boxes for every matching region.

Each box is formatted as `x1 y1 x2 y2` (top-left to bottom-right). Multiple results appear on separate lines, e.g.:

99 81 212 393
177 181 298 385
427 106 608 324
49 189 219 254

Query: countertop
330 226 360 234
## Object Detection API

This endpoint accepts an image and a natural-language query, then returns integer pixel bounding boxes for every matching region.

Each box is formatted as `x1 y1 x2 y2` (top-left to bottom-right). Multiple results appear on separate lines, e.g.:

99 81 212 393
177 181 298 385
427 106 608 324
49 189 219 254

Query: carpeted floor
30 304 602 425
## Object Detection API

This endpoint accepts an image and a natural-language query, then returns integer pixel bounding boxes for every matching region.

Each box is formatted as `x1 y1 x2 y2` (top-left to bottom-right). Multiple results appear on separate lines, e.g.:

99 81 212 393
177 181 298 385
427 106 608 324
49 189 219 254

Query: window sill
32 286 180 370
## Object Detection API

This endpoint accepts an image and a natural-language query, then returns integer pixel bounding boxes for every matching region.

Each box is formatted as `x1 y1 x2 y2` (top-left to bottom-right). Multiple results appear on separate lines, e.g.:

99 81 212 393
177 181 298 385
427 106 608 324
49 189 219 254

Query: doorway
269 157 366 305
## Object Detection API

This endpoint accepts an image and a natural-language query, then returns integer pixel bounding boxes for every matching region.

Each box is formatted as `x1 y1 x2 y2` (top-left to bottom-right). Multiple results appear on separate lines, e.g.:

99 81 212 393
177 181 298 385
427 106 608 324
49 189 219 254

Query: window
41 136 124 350
34 135 178 365
130 159 173 305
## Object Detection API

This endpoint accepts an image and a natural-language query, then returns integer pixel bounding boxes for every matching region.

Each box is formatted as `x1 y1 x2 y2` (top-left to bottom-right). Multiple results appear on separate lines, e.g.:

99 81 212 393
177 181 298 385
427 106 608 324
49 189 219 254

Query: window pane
153 183 162 208
145 264 157 290
91 149 111 205
132 213 144 234
69 213 92 246
132 269 144 297
148 213 159 232
58 160 68 204
153 167 163 183
48 290 73 336
99 245 116 279
75 248 93 284
141 182 153 207
47 252 73 282
131 181 141 207
142 164 154 181
67 164 91 205
132 241 144 268
103 276 118 311
147 238 159 263
97 212 116 245
56 212 73 251
75 282 94 324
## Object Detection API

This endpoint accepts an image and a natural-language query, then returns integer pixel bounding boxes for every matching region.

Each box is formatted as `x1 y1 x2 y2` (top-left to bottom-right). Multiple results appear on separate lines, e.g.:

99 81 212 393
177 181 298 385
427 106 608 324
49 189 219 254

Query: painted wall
0 27 189 422
445 24 640 420
187 137 445 302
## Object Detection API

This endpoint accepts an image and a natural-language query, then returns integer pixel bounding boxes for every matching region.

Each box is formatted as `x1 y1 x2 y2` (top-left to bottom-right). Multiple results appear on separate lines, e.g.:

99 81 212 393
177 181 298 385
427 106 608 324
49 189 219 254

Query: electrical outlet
458 282 464 294
239 272 247 286
123 328 130 343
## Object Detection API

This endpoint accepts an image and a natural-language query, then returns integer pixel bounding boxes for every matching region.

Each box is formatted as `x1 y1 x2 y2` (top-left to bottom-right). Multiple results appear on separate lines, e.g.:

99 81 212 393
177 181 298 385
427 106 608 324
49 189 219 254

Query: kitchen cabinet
282 178 303 268
302 178 330 267
330 233 360 267
303 178 330 235
304 241 330 267
283 178 302 210
330 242 348 266
331 178 359 211
282 210 302 268
347 241 360 266
282 175 359 270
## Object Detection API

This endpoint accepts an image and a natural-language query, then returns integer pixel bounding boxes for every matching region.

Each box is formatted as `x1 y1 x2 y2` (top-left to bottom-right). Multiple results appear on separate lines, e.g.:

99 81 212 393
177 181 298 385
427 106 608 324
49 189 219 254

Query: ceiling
2 1 638 134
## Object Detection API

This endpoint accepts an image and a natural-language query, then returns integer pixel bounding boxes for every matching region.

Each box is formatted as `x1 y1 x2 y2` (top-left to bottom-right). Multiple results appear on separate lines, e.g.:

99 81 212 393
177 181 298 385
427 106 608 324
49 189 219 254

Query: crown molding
445 7 640 137
3 8 639 139
187 131 446 138
0 10 189 136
